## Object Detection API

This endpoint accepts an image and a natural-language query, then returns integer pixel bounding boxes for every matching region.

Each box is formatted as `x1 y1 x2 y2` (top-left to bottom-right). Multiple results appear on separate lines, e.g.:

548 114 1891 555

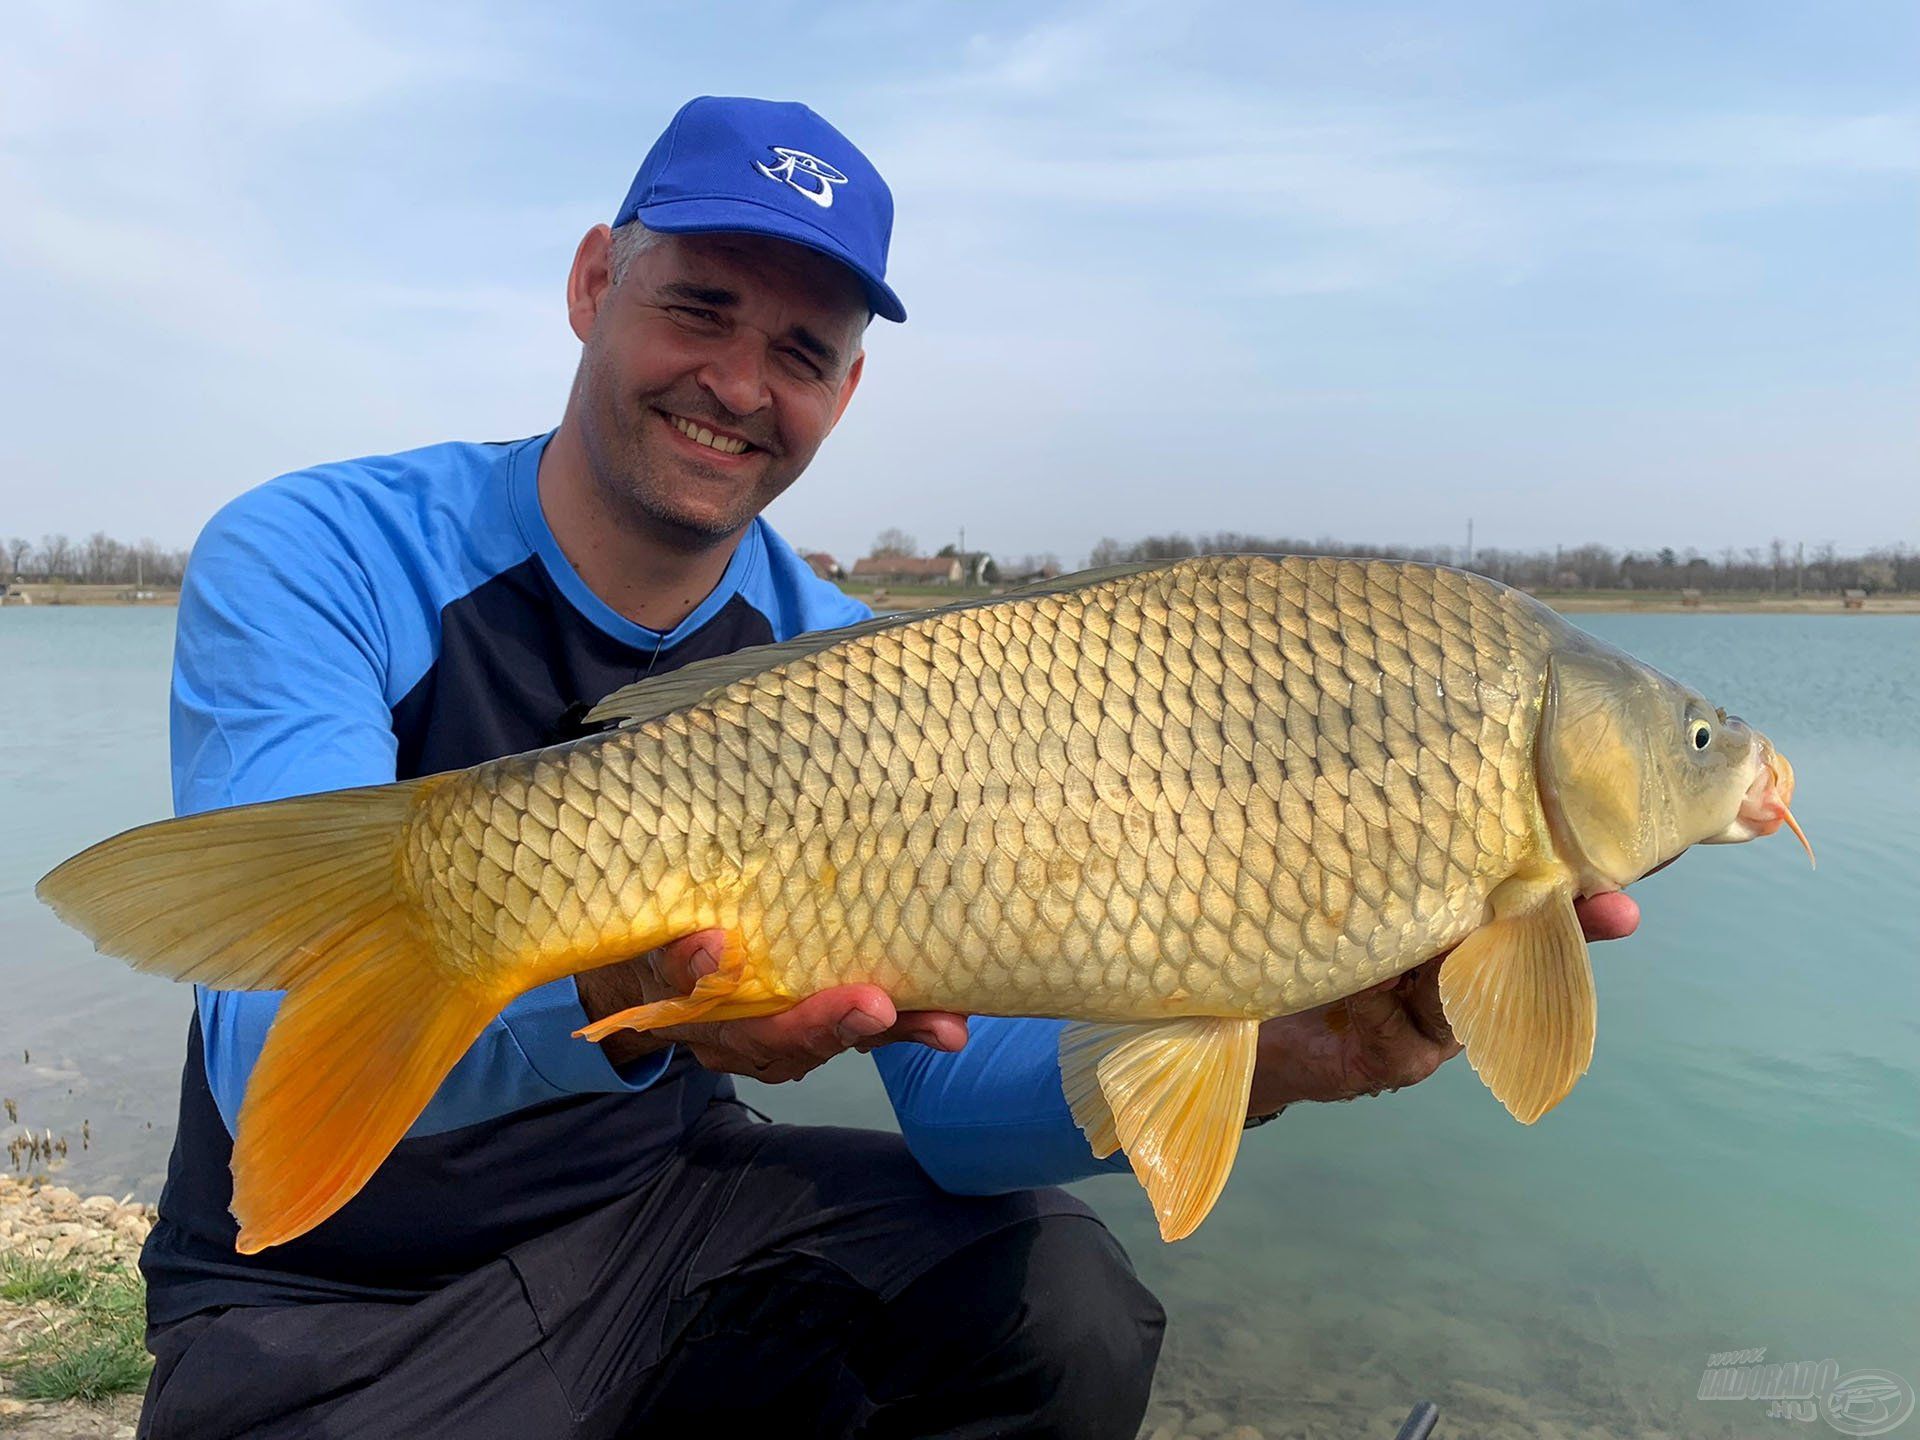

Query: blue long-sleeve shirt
142 431 1123 1321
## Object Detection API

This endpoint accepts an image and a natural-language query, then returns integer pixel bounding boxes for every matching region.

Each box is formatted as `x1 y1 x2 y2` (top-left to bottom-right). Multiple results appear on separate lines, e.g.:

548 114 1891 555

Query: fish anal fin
1438 871 1596 1125
1060 1017 1260 1242
573 937 792 1043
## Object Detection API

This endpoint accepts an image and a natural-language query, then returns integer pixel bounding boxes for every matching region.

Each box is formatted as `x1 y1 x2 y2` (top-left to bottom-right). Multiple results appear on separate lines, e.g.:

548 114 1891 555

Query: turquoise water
3 608 1915 1438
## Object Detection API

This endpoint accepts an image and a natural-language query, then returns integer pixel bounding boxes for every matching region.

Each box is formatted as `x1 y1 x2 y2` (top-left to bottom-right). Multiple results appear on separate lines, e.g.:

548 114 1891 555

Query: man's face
569 229 868 550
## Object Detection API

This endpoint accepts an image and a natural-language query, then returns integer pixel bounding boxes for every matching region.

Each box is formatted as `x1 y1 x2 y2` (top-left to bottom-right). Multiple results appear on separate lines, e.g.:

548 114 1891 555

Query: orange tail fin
37 781 517 1252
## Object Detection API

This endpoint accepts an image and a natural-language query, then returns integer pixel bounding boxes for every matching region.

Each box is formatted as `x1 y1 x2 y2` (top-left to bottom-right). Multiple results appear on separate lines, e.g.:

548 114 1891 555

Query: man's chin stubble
604 468 760 553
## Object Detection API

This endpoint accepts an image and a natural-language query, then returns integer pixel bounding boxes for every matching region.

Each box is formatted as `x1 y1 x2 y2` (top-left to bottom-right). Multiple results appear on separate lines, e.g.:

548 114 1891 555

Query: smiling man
133 97 1639 1440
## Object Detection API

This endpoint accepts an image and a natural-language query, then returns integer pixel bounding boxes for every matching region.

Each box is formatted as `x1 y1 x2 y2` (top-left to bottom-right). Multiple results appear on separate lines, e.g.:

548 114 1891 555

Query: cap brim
634 196 906 323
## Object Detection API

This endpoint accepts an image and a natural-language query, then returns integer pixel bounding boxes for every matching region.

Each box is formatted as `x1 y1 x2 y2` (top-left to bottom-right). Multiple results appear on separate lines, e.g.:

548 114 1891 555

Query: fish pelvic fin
1060 1017 1261 1243
1438 870 1596 1125
37 779 513 1253
572 935 791 1042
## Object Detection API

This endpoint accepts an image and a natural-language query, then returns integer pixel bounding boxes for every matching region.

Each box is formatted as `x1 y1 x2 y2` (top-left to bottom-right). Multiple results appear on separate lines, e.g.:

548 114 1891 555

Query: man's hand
574 930 970 1084
1244 891 1641 1117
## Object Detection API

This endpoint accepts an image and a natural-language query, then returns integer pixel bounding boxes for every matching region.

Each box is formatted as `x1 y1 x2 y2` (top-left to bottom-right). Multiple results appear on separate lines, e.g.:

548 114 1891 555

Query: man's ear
566 225 615 344
828 350 865 432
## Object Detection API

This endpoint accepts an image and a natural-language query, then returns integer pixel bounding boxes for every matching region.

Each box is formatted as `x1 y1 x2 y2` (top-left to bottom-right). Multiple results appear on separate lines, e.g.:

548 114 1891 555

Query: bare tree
870 528 918 558
3 537 28 579
38 533 75 581
83 530 126 584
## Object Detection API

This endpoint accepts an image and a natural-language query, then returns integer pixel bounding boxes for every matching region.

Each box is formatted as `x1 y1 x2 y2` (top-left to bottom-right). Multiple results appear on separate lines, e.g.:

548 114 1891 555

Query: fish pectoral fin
1060 1017 1261 1243
573 938 791 1043
1438 872 1596 1125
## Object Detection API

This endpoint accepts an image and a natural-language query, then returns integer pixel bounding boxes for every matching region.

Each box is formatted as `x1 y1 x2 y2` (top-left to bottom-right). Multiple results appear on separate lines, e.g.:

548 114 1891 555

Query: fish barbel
38 556 1807 1252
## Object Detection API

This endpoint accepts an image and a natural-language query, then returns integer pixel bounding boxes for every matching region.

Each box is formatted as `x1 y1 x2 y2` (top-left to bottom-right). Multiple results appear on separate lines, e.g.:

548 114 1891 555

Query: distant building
852 555 965 585
801 552 843 581
950 551 997 586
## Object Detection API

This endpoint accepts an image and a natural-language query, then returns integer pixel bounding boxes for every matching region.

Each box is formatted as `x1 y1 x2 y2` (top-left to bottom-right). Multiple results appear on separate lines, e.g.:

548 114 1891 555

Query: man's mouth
661 410 757 457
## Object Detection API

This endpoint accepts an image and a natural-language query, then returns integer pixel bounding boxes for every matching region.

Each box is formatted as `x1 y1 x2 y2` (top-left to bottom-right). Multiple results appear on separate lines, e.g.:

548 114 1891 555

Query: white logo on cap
754 147 848 209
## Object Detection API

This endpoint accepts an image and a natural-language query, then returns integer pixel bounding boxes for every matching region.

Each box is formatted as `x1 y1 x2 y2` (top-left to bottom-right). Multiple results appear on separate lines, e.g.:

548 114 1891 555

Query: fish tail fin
573 935 792 1043
232 946 499 1253
37 780 508 1252
35 781 435 990
1060 1016 1261 1242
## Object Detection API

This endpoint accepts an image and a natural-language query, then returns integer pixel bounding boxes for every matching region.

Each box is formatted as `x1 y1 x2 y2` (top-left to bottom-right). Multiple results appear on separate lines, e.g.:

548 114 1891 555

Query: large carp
39 556 1807 1253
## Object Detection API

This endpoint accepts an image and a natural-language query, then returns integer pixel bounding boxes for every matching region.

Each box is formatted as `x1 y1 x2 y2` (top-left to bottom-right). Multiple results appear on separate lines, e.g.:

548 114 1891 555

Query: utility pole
1465 518 1474 569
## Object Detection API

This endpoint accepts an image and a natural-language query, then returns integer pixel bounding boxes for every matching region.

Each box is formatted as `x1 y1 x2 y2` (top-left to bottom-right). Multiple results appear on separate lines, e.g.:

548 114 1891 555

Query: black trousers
138 1102 1165 1439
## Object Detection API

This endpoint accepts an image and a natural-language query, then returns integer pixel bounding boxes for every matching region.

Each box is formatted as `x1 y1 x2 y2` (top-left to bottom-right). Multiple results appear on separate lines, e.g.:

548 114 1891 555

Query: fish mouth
1706 739 1815 866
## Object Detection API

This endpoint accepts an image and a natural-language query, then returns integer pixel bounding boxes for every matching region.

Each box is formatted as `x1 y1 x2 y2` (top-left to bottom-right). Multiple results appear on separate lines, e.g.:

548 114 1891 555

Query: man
135 97 1639 1438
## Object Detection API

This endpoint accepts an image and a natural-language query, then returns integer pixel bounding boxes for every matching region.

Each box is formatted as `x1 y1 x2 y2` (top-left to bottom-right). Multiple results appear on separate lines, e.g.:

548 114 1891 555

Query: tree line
1086 533 1919 595
3 533 191 588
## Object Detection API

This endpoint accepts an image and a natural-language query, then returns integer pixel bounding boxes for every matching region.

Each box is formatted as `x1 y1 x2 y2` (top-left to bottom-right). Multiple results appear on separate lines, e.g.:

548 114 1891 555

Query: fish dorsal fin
1060 1016 1261 1242
582 561 1169 730
584 612 910 729
1438 870 1596 1124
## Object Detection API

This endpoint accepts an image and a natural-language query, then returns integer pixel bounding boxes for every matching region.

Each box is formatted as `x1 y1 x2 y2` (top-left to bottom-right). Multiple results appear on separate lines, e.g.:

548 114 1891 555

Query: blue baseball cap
614 96 905 323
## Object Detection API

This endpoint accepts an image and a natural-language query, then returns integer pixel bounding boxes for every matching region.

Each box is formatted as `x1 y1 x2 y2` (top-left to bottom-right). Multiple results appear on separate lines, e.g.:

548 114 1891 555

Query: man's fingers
1575 891 1640 942
1399 959 1455 1047
648 928 728 993
865 1012 970 1054
738 985 899 1057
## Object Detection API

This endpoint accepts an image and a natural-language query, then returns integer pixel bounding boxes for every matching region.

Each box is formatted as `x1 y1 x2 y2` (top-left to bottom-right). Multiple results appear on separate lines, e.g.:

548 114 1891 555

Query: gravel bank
0 1177 152 1437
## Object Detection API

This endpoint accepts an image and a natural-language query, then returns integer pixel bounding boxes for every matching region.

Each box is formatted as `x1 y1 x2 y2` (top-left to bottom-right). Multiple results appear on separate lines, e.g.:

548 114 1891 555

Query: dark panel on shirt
391 557 775 776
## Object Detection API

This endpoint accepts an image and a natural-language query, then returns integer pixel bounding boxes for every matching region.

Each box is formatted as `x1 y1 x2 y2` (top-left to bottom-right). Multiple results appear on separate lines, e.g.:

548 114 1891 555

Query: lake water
2 607 1915 1438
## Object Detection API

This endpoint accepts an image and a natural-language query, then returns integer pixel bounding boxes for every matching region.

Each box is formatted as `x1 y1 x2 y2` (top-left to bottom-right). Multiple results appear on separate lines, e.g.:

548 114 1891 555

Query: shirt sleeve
874 1018 1136 1192
175 483 674 1141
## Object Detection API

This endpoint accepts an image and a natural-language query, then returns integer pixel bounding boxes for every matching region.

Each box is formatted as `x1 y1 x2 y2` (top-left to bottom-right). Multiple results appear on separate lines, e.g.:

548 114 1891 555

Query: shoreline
6 586 1916 616
0 1177 152 1436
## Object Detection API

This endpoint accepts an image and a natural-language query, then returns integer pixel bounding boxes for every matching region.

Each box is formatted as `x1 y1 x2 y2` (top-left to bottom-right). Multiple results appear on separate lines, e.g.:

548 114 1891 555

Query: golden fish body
420 556 1551 1026
39 554 1802 1252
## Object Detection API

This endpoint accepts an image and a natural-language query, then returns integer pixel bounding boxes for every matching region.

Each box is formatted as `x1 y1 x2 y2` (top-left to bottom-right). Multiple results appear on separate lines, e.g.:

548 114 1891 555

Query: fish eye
1688 719 1712 751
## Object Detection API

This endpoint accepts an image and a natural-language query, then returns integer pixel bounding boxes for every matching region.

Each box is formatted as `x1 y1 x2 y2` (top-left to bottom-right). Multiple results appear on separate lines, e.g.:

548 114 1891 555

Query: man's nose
696 330 773 418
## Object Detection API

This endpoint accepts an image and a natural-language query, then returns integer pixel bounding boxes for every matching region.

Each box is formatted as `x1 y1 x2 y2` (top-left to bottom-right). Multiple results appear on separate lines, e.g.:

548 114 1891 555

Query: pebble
0 1175 153 1266
1188 1413 1229 1437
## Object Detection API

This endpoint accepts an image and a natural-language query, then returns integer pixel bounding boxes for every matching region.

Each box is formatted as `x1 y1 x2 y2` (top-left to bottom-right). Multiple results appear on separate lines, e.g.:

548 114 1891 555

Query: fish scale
405 555 1554 1024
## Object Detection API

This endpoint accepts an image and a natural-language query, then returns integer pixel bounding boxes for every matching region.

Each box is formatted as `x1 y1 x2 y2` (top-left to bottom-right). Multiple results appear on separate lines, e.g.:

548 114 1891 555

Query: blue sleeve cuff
500 978 677 1094
877 1017 1136 1194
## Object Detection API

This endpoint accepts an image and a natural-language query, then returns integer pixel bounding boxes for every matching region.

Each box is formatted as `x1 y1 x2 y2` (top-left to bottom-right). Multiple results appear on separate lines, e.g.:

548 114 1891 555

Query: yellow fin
573 939 791 1042
36 781 433 989
1060 1017 1260 1242
1438 873 1596 1125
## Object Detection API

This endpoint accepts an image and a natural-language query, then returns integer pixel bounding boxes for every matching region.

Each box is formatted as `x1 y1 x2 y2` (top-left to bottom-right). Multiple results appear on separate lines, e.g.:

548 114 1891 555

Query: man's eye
781 348 824 378
667 306 722 328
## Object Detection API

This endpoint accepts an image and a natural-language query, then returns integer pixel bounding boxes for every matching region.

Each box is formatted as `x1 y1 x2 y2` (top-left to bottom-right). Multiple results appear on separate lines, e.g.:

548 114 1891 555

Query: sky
1 0 1913 568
